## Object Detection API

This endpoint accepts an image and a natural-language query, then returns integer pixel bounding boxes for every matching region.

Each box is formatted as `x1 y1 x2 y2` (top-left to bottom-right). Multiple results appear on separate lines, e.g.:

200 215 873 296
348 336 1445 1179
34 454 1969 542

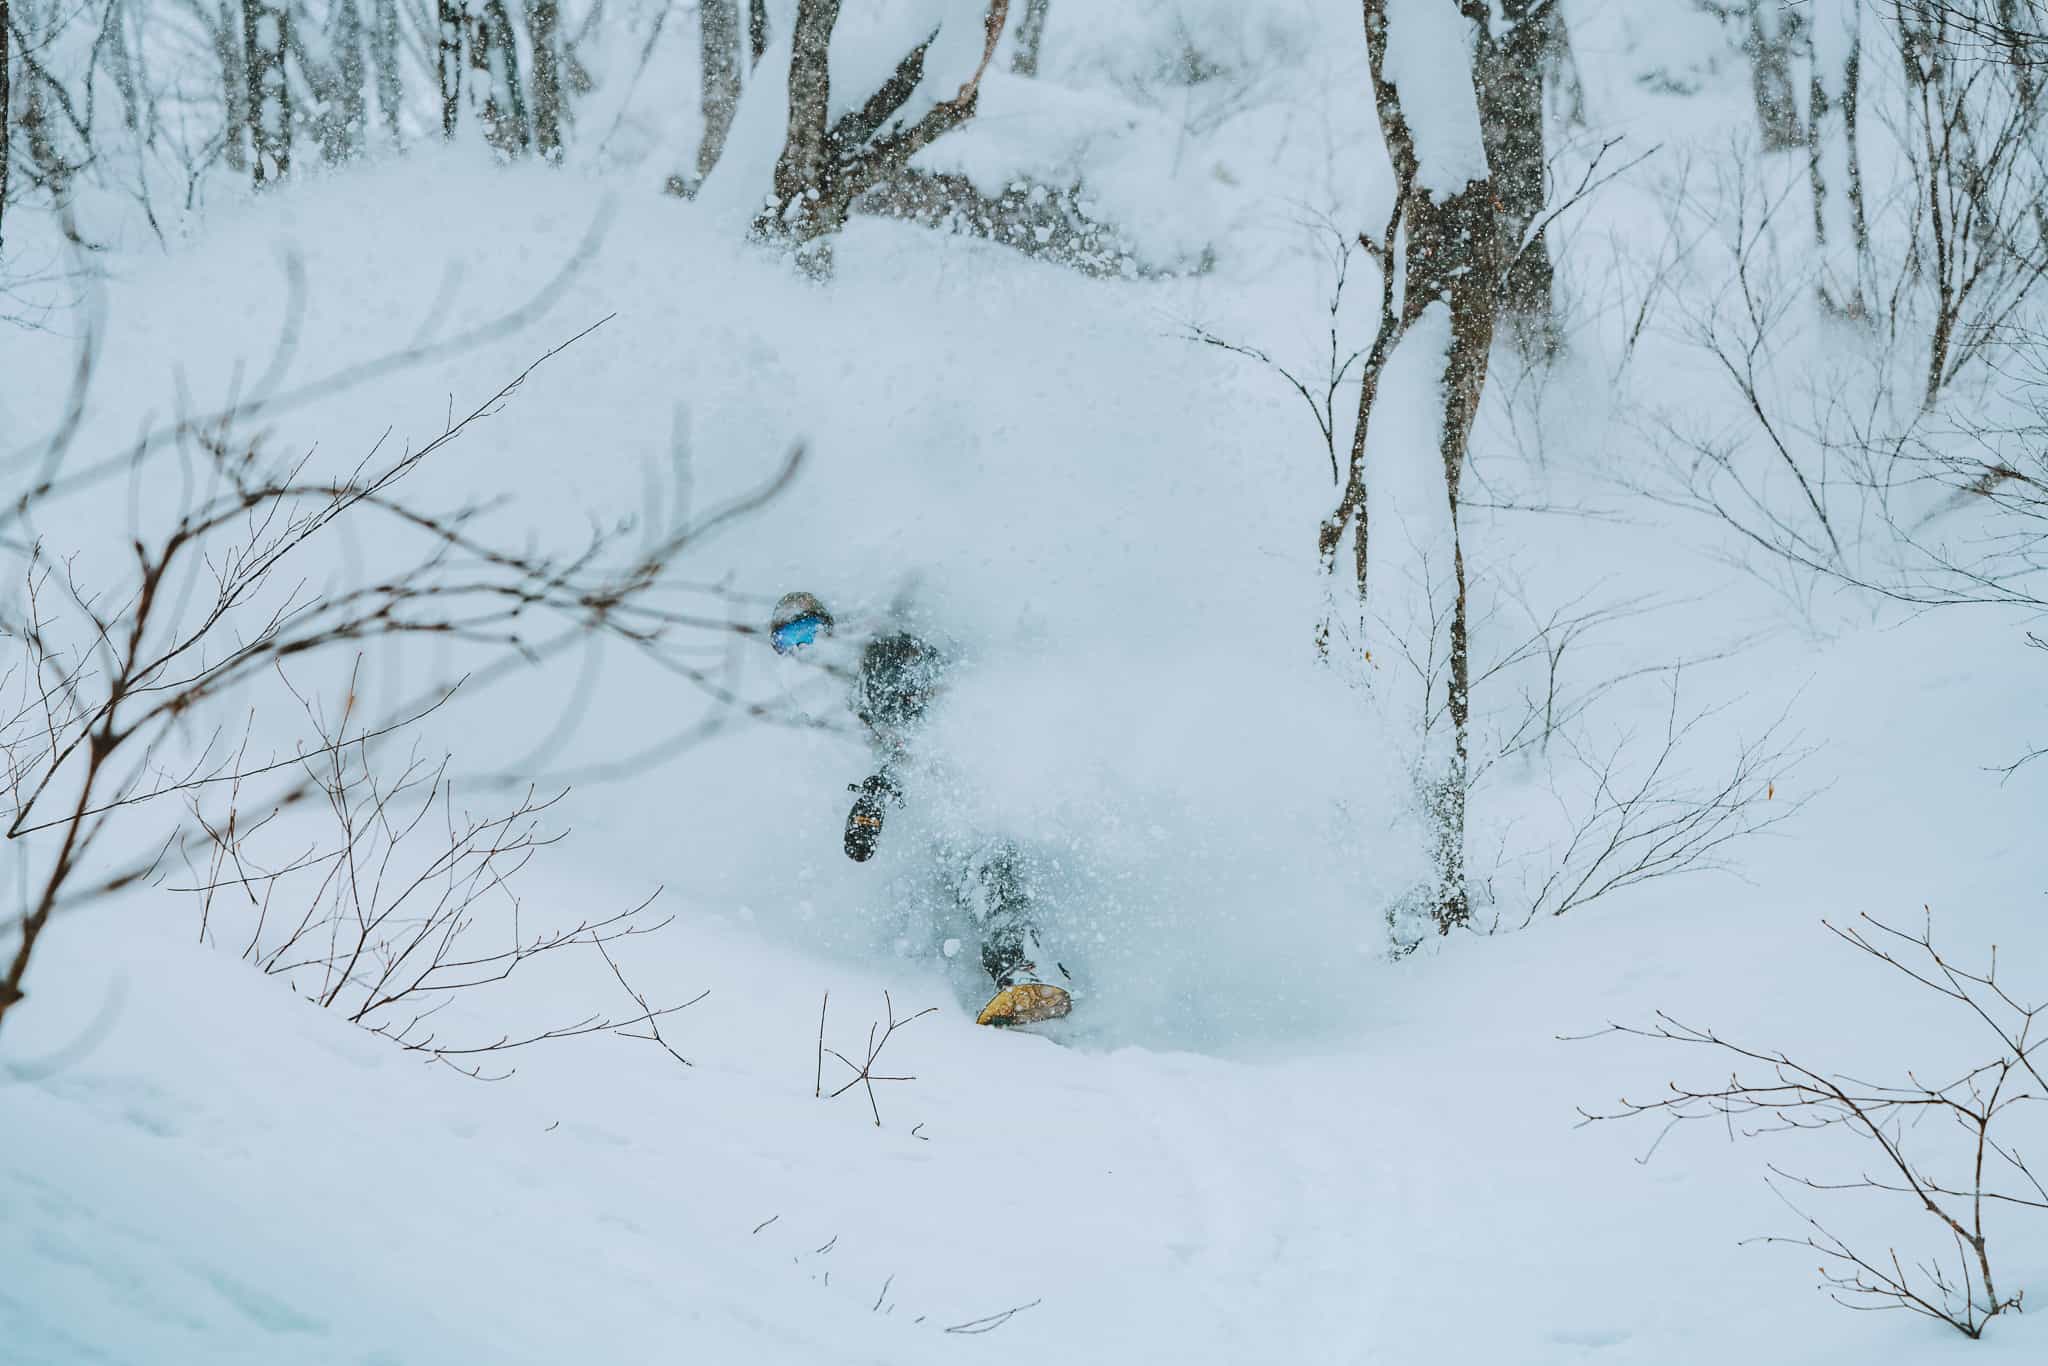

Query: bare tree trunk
758 0 1009 273
471 0 530 156
699 0 741 177
243 0 291 185
1012 0 1050 76
372 0 400 145
437 1 464 138
213 1 248 171
527 0 563 161
1353 0 1504 935
2 0 11 253
100 0 142 134
769 0 840 252
1844 4 1868 269
1996 0 2040 108
1477 0 1556 351
329 0 369 162
1806 16 1828 246
750 0 768 67
1743 0 1804 150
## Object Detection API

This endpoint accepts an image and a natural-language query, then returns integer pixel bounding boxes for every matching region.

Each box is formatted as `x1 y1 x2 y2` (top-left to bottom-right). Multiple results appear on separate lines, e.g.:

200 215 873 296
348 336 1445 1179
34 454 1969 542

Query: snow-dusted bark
469 0 530 157
437 1 464 139
1742 0 1805 150
1011 0 1049 76
1475 0 1556 345
1 0 10 251
242 0 291 185
755 0 1011 273
98 0 141 134
1334 0 1503 936
699 0 743 177
371 0 401 145
321 0 370 163
527 0 564 161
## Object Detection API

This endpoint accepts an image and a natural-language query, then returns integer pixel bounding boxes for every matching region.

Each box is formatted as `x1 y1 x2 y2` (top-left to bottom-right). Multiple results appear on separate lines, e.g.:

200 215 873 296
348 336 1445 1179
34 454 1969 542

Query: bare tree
242 0 290 184
214 0 250 172
755 0 1011 274
371 0 400 146
1896 0 2048 405
1011 0 1049 77
698 0 741 178
470 0 529 156
1475 0 1561 347
437 0 464 139
1697 0 1809 149
2 0 11 251
1327 0 1506 933
527 0 564 161
1578 912 2048 1340
317 0 370 163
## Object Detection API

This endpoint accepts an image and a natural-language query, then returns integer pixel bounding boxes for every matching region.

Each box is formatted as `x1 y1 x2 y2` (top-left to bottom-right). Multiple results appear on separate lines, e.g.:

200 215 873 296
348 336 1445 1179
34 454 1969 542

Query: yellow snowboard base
976 982 1072 1027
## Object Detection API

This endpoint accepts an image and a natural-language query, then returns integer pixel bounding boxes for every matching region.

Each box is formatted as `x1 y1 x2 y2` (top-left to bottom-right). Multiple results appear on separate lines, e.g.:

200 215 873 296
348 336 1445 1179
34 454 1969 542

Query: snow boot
844 771 902 862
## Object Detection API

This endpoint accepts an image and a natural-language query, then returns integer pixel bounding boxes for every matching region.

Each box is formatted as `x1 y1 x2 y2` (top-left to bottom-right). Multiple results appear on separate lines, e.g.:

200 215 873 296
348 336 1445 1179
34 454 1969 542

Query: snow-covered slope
5 1 2048 1361
6 599 2043 1364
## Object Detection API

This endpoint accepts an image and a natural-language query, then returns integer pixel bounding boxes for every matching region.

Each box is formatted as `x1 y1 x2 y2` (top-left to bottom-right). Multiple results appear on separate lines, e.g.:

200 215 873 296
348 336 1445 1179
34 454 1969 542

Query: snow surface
4 1 2048 1362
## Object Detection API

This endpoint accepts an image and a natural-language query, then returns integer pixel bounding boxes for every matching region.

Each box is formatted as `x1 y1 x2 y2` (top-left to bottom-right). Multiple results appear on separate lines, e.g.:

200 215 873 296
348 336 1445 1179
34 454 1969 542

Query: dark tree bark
699 0 742 177
527 0 564 161
1349 0 1505 934
757 0 1010 273
1475 0 1557 350
1844 1 1869 264
211 1 248 171
100 0 142 133
1743 0 1805 149
1012 0 1050 76
326 0 369 162
471 0 530 156
750 0 768 67
2 0 11 253
438 1 465 139
372 0 401 145
243 0 291 185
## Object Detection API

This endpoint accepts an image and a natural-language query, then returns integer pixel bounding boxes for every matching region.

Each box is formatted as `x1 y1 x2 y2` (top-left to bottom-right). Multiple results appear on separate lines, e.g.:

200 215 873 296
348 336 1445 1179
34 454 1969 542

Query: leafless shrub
175 667 700 1080
1577 911 2047 1340
815 989 936 1128
0 266 804 1040
1372 579 1801 940
1184 216 1366 486
1885 1 2048 406
1494 674 1806 926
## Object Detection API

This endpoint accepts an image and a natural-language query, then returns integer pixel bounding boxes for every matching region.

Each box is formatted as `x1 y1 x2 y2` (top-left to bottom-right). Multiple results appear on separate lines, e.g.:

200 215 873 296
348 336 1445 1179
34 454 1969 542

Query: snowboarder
768 591 1072 1027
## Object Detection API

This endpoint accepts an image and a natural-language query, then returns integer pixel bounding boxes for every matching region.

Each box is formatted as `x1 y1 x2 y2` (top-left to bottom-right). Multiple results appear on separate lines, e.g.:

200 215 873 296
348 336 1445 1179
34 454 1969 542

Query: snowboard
975 981 1072 1027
